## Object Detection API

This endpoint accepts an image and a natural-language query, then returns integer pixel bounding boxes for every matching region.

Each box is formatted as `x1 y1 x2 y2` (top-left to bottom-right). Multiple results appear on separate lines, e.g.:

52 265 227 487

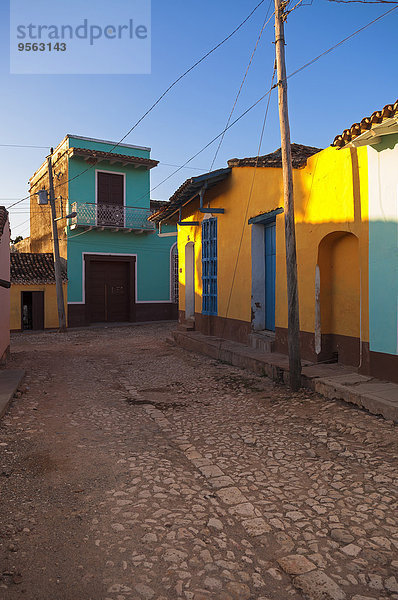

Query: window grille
202 218 217 315
171 244 179 303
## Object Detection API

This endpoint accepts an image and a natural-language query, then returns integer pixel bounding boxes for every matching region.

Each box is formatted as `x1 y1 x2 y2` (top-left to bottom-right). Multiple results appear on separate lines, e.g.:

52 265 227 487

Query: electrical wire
209 0 274 171
5 0 266 211
0 144 49 149
219 66 276 350
141 3 397 202
287 4 397 79
6 3 397 220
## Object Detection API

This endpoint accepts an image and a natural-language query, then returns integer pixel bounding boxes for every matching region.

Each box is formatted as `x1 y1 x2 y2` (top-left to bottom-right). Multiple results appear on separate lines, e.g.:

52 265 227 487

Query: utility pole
47 150 67 332
274 0 301 390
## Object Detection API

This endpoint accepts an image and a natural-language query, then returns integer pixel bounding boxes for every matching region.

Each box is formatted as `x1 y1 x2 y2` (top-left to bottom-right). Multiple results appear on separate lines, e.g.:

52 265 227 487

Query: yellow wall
10 283 68 330
176 144 369 343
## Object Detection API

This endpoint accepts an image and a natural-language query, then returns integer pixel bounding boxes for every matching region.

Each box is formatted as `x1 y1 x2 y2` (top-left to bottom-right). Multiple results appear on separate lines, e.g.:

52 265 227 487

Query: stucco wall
10 283 68 330
66 139 176 305
0 219 10 362
67 229 175 303
368 134 398 356
29 140 69 258
177 145 369 348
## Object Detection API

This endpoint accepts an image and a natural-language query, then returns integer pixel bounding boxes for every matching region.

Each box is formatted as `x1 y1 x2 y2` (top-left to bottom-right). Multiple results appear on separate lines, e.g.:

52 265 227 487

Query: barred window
202 218 217 315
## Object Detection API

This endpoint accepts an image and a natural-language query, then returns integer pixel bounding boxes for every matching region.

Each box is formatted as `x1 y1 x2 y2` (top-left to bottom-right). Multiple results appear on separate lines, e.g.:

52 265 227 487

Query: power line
219 66 276 353
327 1 398 4
5 0 266 211
147 3 397 201
209 0 274 170
0 144 49 149
6 3 397 216
287 4 398 79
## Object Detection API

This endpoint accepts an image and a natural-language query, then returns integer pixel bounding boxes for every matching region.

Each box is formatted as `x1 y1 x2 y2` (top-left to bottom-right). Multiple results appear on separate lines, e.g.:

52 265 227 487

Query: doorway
251 216 278 333
185 242 195 319
264 221 276 331
21 291 44 330
85 255 136 324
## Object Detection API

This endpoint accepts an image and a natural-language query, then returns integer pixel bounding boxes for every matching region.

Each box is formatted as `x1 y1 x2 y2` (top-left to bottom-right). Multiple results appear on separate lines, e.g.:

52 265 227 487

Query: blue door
264 222 276 331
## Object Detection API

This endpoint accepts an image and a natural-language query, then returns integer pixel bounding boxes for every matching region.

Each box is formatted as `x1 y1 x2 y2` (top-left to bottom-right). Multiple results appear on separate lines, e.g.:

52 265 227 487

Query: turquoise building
29 134 178 327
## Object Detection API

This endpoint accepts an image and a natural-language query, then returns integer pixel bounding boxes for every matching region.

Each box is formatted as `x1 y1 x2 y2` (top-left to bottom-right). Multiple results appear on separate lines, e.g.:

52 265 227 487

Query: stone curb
0 369 25 420
170 331 398 424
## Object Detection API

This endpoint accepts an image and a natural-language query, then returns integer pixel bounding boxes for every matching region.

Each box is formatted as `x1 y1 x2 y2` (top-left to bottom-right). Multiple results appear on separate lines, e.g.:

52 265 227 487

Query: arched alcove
317 231 360 365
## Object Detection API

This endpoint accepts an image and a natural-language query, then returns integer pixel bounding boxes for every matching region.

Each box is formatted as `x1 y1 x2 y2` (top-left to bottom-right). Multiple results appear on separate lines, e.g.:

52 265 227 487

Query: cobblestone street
1 323 398 600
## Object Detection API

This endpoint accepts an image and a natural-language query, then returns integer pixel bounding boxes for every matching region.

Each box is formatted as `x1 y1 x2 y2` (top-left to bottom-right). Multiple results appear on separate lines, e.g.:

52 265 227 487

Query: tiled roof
150 168 231 223
69 147 159 169
150 199 169 212
10 253 67 285
332 100 398 148
0 206 9 238
227 144 321 168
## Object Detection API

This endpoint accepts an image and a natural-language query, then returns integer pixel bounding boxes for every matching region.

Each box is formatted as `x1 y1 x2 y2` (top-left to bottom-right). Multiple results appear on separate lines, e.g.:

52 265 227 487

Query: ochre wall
29 141 69 259
10 283 68 330
177 144 369 346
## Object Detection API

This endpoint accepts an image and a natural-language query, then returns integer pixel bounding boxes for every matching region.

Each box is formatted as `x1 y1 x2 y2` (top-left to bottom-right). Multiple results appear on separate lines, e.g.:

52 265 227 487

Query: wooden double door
85 256 135 324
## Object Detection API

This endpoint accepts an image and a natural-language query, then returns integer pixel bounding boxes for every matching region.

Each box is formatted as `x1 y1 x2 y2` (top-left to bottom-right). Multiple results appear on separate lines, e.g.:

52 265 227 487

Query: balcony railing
70 202 155 231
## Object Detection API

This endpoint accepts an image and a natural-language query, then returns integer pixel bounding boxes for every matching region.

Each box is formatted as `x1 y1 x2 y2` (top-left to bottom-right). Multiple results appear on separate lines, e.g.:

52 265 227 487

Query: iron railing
70 202 154 231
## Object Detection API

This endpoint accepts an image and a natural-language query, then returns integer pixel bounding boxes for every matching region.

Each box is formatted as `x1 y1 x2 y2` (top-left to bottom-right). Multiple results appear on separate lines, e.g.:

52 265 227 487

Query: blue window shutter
202 218 217 315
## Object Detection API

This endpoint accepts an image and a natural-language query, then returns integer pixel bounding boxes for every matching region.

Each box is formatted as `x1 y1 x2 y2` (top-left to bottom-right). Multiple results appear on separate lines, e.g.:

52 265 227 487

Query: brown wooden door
32 291 45 329
86 258 134 323
97 172 124 226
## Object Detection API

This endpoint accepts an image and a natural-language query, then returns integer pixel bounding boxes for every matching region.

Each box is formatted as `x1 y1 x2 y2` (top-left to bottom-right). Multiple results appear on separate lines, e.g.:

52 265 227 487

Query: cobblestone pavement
1 323 398 600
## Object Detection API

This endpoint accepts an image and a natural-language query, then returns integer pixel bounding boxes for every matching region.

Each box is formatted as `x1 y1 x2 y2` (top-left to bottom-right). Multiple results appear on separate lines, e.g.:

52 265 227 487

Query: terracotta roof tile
150 199 169 212
227 143 321 168
332 100 398 148
150 168 231 223
10 253 67 285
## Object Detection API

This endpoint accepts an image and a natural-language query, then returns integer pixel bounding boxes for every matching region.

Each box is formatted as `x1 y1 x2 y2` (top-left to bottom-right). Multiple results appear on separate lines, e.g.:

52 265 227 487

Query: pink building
0 207 10 364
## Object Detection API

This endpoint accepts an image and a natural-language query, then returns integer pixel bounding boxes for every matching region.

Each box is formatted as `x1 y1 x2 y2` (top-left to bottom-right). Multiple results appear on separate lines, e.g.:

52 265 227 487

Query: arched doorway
185 242 195 319
317 232 360 366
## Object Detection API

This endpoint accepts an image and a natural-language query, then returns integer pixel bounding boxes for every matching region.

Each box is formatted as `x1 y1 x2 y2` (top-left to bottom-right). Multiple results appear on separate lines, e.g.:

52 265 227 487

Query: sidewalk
169 329 398 423
0 369 25 419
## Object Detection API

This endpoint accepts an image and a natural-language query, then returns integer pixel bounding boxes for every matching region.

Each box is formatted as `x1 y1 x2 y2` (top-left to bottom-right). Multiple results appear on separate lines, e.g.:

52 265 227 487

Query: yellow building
151 143 369 370
10 253 67 331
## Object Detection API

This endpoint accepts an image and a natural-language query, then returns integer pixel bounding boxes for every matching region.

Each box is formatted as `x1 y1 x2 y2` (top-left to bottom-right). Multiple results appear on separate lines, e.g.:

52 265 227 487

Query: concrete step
249 331 275 354
177 318 195 332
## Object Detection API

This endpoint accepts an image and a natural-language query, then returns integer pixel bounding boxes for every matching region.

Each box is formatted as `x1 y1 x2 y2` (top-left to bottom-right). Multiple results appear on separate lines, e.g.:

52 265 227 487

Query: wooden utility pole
48 151 67 332
274 0 301 390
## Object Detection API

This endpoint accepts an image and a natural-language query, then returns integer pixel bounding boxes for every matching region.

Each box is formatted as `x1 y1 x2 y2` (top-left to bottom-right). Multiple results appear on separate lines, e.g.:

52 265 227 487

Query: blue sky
1 0 397 239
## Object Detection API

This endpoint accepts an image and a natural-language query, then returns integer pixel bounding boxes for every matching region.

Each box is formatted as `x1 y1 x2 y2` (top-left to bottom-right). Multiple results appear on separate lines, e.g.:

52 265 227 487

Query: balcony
70 202 155 232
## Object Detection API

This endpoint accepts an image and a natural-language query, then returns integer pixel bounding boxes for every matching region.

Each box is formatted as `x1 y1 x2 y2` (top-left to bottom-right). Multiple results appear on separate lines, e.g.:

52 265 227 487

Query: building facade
0 207 10 364
10 252 67 331
22 135 177 327
333 100 398 382
153 101 398 384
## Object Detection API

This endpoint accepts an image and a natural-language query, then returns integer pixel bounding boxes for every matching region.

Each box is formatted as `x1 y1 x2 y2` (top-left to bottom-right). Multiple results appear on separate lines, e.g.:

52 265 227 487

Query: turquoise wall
368 135 398 356
67 228 176 303
65 137 176 304
68 159 150 210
